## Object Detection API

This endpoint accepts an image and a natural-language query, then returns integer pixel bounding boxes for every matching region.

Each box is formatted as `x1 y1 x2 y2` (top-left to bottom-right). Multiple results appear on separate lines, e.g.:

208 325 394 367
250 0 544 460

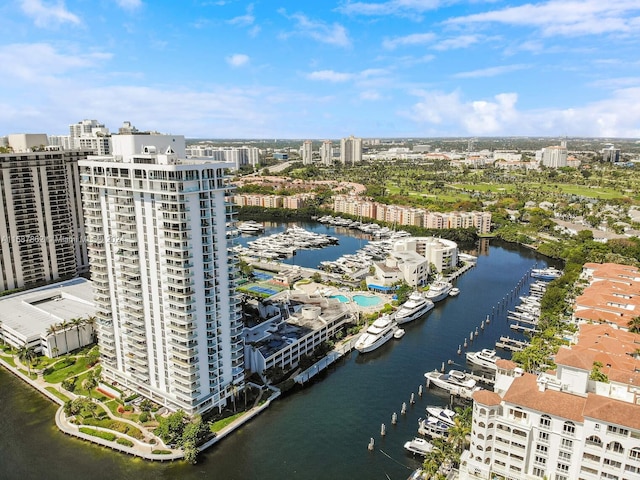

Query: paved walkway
0 351 279 461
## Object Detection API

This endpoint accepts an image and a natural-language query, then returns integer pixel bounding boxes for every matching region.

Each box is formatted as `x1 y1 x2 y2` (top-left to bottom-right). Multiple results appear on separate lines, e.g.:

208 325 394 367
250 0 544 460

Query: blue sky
1 0 640 139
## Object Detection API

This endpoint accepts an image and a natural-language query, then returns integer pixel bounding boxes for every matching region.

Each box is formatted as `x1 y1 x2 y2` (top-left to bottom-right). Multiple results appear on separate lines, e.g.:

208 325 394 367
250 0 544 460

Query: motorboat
531 267 562 280
466 349 501 370
403 437 434 456
424 369 480 398
395 291 434 324
448 287 460 297
355 315 397 353
424 280 453 302
417 416 450 439
237 221 264 234
393 328 405 339
425 406 457 426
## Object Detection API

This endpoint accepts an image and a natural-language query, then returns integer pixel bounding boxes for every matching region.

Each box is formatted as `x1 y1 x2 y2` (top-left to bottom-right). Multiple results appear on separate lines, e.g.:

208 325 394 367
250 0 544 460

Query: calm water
0 224 549 480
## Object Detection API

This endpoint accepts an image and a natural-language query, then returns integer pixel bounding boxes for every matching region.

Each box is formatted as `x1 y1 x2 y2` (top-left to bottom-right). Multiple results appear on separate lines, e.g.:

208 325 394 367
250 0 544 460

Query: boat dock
510 323 538 334
495 336 529 352
294 337 359 385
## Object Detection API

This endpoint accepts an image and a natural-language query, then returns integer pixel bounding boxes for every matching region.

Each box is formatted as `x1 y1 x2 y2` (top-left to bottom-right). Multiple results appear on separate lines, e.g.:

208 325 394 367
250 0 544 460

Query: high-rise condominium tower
340 135 362 165
301 140 313 165
0 147 89 291
79 132 244 415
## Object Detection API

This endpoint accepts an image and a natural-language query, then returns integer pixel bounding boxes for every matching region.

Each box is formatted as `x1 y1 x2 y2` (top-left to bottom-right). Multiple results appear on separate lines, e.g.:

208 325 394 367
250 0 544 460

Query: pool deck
294 282 394 315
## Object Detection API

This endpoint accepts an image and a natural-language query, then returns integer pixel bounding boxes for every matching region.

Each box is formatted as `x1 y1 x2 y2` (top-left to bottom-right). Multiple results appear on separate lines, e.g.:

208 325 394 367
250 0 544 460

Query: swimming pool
329 294 350 303
352 294 382 307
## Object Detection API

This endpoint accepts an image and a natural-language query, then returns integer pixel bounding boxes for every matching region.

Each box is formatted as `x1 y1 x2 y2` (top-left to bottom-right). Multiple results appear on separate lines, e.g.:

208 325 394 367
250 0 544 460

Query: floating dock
495 336 529 352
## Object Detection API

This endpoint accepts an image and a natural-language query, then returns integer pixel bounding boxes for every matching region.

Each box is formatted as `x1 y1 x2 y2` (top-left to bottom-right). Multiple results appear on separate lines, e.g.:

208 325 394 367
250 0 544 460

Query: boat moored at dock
530 267 562 280
354 314 398 353
403 437 434 456
466 349 501 370
424 280 453 302
395 291 434 325
424 369 481 398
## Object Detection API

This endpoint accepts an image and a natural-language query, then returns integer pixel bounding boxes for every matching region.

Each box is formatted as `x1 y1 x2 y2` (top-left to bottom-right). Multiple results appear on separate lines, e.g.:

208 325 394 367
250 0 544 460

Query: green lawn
45 386 71 403
210 412 245 433
43 356 89 384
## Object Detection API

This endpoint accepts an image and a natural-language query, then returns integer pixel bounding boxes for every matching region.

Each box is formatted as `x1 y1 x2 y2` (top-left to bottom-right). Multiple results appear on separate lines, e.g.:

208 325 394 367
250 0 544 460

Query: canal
0 224 550 480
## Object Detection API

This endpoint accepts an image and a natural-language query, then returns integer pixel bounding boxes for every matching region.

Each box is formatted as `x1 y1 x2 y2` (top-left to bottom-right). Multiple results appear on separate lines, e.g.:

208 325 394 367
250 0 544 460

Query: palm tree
83 369 99 401
71 317 83 350
46 324 59 357
17 345 36 376
628 316 640 334
58 320 70 354
446 416 471 455
85 316 97 343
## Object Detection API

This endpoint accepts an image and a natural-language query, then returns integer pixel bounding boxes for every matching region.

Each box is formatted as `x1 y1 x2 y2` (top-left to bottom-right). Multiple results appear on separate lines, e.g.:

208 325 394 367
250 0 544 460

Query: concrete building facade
79 133 244 415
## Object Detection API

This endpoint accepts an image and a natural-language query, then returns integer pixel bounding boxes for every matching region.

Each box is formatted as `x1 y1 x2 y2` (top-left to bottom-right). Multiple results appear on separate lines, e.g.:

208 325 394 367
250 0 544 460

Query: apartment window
582 452 600 463
562 421 576 436
536 444 548 454
558 451 571 461
601 473 619 480
561 438 573 449
539 431 549 443
607 425 629 437
580 466 598 475
556 462 570 473
625 464 639 474
607 441 624 454
534 455 547 466
585 435 603 447
630 447 640 460
539 415 551 429
603 458 621 469
532 467 545 478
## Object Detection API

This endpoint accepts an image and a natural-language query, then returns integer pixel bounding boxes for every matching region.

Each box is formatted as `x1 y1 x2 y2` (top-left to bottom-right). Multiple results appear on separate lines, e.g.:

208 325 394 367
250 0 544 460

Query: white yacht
403 437 434 456
393 328 405 339
466 349 501 370
448 287 460 297
395 291 434 324
355 315 397 353
530 267 562 280
424 369 480 397
237 221 264 234
425 406 457 426
417 416 450 439
424 280 453 302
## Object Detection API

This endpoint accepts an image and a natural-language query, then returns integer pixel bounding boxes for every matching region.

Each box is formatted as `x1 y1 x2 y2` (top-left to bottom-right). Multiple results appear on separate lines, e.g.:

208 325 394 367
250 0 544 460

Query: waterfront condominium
79 132 244 415
0 145 90 291
340 135 362 165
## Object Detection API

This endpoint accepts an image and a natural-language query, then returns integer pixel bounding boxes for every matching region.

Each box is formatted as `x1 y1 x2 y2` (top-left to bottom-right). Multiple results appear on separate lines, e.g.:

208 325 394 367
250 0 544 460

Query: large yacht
424 280 453 302
465 348 501 370
424 369 480 397
395 291 435 325
530 267 562 280
425 406 457 426
417 416 450 439
403 437 434 457
355 314 398 353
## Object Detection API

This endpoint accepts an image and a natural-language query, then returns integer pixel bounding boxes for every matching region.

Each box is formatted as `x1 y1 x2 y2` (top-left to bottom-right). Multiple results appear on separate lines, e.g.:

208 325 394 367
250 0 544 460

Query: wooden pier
495 336 529 352
510 323 538 334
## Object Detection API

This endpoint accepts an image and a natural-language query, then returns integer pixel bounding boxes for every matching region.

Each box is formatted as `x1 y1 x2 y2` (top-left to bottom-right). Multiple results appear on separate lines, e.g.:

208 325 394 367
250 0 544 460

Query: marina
0 225 549 480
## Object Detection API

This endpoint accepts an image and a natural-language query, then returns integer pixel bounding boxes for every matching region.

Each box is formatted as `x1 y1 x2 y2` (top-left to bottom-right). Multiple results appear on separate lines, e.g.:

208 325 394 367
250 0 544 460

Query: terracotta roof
583 393 640 430
576 323 640 354
472 390 502 406
502 373 586 422
496 359 518 370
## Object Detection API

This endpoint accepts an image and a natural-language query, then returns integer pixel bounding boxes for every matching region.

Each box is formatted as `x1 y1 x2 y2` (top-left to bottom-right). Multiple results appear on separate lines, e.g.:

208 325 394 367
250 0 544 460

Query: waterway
0 224 551 480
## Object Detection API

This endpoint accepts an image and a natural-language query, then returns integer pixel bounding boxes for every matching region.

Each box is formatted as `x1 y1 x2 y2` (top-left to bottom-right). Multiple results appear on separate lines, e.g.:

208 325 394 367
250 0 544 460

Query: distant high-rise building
340 135 362 165
69 119 111 156
602 144 621 163
541 145 568 168
320 140 333 166
301 140 313 165
0 148 89 291
79 133 244 414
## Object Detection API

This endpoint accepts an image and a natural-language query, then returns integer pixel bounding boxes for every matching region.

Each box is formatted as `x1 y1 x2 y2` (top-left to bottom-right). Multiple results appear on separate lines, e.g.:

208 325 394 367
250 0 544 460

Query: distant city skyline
2 1 640 138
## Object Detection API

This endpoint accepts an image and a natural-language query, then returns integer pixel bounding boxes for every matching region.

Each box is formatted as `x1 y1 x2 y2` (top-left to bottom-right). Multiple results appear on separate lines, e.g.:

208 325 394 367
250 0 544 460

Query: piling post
418 385 423 396
401 402 407 415
381 424 386 436
392 412 397 425
410 393 415 404
368 438 375 451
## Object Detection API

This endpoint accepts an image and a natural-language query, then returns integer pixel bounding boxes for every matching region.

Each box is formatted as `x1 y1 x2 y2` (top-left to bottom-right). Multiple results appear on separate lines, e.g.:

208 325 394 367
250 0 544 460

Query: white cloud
409 87 640 137
307 70 354 82
280 10 351 48
445 0 640 37
115 0 142 10
0 43 111 83
20 0 81 27
338 0 445 18
382 33 436 50
228 4 255 26
226 53 250 67
434 35 482 51
453 64 530 79
360 90 382 100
